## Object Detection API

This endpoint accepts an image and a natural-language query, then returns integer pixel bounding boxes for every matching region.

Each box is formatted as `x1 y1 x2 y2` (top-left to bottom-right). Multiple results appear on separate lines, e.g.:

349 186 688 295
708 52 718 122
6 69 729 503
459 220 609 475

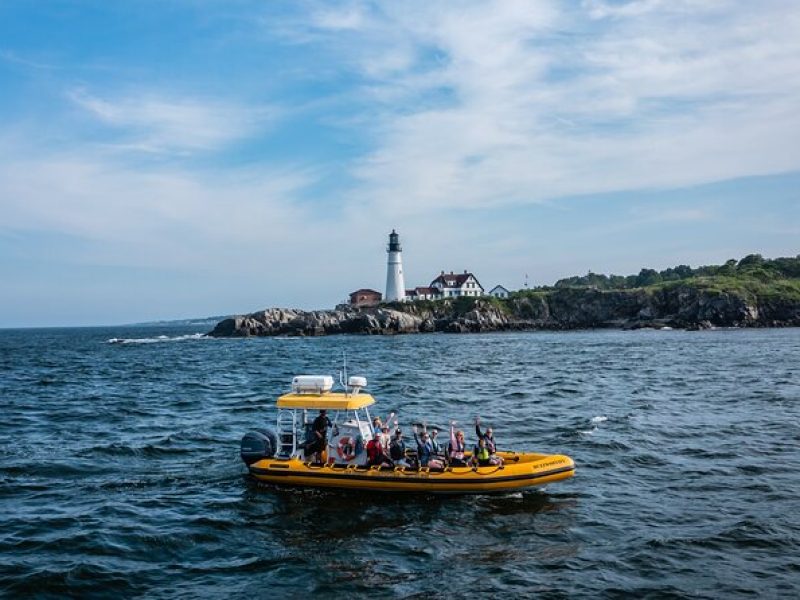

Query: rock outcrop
208 287 800 337
208 307 429 337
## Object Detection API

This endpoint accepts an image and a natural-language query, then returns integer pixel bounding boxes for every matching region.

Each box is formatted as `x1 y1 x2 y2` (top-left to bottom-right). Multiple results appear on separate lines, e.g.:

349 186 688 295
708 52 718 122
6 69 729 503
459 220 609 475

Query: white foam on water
580 415 608 435
503 491 524 499
107 333 208 345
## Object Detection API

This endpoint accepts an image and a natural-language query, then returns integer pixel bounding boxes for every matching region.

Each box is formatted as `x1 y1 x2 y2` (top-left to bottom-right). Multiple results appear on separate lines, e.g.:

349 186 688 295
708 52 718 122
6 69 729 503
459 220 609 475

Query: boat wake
107 333 208 345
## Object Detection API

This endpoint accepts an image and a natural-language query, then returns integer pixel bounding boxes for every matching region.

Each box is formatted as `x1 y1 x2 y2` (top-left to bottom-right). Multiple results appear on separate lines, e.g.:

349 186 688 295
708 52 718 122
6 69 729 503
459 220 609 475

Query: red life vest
366 439 382 461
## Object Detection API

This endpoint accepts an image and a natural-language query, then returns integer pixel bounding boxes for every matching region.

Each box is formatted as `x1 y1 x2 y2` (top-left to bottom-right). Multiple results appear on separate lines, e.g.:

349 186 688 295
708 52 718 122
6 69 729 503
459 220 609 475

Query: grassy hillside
550 254 800 294
377 254 800 329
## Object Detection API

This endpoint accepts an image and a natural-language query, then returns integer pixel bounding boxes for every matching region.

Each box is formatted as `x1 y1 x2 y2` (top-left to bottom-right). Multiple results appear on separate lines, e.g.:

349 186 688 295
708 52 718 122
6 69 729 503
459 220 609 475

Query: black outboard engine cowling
241 429 278 465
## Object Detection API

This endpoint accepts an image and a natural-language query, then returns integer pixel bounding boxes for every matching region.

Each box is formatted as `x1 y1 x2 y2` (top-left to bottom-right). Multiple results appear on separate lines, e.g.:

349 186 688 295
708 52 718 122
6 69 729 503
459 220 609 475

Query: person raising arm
448 421 467 467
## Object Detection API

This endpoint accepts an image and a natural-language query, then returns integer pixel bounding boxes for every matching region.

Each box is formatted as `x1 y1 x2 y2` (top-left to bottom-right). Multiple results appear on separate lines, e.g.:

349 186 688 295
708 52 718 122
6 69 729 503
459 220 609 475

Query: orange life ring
337 436 357 461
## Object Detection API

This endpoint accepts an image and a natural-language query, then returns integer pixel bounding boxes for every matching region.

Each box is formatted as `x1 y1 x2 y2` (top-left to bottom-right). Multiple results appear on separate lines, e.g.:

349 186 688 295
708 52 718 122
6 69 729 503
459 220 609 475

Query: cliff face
208 286 800 337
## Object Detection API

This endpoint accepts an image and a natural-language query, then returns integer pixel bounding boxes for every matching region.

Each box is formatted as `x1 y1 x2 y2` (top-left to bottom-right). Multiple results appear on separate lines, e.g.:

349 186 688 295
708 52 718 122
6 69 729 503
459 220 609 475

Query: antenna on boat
340 351 349 397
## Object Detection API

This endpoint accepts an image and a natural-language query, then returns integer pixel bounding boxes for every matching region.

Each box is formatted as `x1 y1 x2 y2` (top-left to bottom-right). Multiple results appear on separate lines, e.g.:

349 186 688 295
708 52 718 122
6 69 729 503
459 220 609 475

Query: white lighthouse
385 229 406 302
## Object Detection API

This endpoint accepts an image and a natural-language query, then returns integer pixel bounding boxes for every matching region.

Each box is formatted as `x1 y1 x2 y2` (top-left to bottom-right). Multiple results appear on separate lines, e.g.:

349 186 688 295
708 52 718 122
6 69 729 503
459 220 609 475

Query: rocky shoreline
208 285 800 337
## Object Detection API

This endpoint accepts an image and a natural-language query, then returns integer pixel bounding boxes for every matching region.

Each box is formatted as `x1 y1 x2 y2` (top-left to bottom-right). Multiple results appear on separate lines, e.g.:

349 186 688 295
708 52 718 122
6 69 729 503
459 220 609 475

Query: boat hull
247 451 575 494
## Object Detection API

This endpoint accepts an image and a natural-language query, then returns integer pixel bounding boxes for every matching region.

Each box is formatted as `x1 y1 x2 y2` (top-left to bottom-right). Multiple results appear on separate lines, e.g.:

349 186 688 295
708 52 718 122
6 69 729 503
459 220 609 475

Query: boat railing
276 409 297 457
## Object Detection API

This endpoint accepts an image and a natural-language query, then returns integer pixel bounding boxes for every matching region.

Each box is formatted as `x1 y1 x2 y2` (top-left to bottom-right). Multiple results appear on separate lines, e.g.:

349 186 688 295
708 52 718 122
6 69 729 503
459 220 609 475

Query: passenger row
364 414 504 469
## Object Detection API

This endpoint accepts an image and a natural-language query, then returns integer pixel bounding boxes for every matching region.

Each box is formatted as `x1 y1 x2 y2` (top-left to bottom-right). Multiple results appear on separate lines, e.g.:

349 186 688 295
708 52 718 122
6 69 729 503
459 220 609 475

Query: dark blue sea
1 326 799 598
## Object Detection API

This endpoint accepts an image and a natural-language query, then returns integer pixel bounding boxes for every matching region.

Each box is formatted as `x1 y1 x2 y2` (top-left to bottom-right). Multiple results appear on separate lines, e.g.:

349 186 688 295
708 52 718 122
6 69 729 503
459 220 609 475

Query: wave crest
107 333 208 345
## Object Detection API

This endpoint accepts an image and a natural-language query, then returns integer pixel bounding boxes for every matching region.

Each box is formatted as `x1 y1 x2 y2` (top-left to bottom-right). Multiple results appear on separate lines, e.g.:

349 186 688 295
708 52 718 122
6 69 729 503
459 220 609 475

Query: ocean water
1 326 799 598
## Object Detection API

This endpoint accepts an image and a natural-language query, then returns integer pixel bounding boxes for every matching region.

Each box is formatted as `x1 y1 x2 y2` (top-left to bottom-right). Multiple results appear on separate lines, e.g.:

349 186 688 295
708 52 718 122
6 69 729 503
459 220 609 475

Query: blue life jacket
417 440 433 465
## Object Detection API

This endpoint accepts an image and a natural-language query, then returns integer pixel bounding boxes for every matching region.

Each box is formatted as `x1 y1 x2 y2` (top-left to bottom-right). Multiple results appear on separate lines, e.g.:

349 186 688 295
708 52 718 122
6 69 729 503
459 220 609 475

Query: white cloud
630 206 713 224
0 137 320 270
294 0 800 218
311 4 370 31
68 89 276 154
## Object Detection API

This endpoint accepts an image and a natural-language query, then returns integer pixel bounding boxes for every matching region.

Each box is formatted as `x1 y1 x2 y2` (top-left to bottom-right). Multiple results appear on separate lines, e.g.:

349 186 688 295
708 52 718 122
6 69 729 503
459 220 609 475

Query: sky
1 0 799 327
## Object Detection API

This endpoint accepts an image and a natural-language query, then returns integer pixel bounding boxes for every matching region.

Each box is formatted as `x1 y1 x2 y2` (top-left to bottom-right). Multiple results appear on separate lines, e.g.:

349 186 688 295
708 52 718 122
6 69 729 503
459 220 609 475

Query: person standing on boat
310 409 332 463
448 422 467 467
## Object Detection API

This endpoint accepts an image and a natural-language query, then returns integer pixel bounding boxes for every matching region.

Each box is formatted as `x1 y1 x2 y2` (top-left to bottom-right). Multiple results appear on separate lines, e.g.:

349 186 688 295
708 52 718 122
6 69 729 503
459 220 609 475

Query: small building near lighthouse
406 286 438 301
489 285 510 299
349 289 382 308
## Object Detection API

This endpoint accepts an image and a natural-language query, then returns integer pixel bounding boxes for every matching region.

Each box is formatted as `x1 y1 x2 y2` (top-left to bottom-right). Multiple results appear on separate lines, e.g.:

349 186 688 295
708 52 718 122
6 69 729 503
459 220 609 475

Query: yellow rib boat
240 375 575 494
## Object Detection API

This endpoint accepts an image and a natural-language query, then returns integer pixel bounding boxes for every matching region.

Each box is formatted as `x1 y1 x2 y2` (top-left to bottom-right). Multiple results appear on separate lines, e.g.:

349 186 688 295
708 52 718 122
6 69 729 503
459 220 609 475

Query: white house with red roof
429 270 484 298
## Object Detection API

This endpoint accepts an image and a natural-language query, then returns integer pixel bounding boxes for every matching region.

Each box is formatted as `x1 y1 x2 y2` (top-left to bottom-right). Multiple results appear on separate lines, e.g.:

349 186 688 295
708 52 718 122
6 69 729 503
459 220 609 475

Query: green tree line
553 254 800 290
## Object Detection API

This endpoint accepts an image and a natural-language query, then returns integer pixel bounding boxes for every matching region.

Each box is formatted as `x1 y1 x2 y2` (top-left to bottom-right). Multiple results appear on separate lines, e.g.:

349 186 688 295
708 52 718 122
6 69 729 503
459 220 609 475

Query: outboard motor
241 429 278 466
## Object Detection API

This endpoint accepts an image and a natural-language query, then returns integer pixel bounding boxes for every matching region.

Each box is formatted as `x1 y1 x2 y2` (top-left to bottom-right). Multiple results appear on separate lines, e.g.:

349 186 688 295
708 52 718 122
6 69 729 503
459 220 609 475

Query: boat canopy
276 392 376 410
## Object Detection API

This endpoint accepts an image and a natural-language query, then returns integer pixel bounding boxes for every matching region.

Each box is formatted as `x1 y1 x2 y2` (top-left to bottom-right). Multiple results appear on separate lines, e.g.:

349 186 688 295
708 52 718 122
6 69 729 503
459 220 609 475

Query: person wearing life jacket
448 422 467 467
366 432 393 467
475 416 503 465
413 426 443 469
389 428 407 465
372 411 395 437
413 425 431 465
428 426 444 461
471 437 491 467
379 425 392 454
